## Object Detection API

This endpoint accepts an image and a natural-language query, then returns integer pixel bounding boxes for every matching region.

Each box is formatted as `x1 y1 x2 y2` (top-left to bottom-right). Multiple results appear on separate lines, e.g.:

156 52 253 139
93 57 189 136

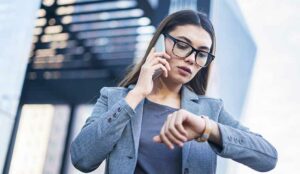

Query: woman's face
163 24 212 84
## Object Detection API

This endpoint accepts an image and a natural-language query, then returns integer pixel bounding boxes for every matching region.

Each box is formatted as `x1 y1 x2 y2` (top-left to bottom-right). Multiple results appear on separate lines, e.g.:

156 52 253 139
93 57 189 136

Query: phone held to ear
152 34 166 80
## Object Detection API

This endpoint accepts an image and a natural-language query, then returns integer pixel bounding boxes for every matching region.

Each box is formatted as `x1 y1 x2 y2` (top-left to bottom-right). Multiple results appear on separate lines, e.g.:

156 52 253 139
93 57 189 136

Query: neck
149 77 182 100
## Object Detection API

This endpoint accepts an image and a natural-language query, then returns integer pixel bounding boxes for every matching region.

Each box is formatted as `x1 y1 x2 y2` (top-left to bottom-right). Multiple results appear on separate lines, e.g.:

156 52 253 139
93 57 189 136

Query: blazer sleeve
70 87 135 173
208 99 278 172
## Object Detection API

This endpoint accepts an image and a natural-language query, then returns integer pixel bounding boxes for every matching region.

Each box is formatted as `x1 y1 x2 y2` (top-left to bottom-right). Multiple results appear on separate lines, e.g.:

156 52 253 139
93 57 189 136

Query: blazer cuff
208 123 243 157
120 98 136 118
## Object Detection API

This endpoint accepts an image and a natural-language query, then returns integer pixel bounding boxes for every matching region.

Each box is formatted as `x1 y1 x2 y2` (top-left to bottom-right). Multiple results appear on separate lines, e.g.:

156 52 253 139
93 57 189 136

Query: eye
176 41 190 50
197 51 208 58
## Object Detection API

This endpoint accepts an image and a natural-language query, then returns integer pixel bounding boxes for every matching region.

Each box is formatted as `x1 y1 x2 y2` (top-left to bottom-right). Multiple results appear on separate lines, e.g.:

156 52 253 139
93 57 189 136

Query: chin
168 74 192 84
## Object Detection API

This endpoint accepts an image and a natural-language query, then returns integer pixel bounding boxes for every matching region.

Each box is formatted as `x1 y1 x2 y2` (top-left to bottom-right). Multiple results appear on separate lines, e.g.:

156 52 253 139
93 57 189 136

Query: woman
70 10 277 174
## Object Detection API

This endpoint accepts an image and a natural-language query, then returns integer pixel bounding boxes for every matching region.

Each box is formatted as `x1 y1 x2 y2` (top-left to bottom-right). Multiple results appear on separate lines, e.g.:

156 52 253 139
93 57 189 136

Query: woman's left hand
153 109 206 149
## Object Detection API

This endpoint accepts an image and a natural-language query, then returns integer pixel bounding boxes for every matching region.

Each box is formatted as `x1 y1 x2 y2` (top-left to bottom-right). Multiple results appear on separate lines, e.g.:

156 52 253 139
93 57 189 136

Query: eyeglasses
163 33 215 67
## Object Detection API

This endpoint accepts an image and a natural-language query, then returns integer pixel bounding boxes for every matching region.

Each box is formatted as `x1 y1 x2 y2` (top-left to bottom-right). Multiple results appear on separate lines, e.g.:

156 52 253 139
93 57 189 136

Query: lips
177 66 192 74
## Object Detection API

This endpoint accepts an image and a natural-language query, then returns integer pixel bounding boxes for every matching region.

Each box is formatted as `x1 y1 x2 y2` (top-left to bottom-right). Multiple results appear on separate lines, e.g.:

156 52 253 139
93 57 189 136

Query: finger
165 114 185 147
154 52 171 59
150 57 171 71
168 112 187 143
174 112 188 137
157 57 171 71
160 123 175 149
153 135 162 143
153 64 168 77
163 52 171 59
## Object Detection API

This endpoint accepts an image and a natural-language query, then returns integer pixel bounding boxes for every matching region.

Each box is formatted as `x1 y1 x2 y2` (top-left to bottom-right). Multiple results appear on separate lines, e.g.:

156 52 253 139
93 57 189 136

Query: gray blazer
70 85 277 174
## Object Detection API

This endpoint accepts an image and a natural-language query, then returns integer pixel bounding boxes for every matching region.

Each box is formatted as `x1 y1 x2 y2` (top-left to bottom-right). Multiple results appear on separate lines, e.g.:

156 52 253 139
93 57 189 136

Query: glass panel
9 105 70 174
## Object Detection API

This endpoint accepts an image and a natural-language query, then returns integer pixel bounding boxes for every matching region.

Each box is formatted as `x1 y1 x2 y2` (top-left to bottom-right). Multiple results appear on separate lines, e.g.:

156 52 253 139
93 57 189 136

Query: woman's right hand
133 47 171 97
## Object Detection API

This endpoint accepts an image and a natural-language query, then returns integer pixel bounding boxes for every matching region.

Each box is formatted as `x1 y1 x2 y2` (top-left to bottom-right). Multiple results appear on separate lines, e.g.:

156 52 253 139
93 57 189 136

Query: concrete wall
208 0 256 173
0 0 41 172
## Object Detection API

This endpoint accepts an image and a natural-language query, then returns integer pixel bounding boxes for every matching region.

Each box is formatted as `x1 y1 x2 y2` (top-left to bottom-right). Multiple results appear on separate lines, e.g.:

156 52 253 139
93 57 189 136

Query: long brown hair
118 10 216 95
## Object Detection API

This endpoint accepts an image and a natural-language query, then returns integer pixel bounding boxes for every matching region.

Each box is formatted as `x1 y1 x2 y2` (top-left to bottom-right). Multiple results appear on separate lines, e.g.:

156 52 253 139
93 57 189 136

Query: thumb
153 135 162 143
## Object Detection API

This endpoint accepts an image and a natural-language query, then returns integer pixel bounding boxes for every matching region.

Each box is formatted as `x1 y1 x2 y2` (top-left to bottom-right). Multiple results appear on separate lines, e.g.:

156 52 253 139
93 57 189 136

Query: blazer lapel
180 86 200 168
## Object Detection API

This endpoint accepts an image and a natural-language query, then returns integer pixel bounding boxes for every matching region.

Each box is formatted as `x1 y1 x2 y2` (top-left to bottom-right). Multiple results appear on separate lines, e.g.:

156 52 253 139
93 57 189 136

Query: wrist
124 88 146 110
130 88 147 99
195 116 212 142
195 116 206 135
129 89 146 101
208 121 221 145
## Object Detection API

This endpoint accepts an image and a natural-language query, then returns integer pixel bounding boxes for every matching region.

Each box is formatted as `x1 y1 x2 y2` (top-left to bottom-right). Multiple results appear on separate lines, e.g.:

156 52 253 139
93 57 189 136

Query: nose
184 51 196 65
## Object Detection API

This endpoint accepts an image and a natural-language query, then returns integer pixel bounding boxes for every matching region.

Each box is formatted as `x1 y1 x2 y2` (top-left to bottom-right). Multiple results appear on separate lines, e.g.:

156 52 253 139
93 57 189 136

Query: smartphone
152 34 166 79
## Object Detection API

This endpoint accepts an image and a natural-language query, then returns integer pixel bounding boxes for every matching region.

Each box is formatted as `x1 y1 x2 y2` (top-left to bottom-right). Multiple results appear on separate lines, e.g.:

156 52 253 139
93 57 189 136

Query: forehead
169 24 212 49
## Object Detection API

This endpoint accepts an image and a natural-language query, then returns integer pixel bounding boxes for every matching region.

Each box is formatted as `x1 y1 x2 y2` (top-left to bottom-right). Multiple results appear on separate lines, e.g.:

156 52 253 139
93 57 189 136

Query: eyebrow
177 36 210 51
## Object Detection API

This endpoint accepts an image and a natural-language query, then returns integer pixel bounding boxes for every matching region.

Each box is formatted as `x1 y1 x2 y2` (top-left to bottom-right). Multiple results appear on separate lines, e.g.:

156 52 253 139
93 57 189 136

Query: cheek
167 58 178 69
165 40 175 57
166 59 201 77
165 45 173 56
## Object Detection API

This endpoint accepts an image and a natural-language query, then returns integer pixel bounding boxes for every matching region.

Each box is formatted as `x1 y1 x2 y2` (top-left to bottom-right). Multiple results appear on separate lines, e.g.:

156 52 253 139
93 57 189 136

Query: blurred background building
1 0 299 174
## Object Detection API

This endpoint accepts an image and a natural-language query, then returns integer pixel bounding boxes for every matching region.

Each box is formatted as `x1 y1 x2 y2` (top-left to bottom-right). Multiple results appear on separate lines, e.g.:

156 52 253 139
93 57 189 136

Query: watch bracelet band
195 115 212 142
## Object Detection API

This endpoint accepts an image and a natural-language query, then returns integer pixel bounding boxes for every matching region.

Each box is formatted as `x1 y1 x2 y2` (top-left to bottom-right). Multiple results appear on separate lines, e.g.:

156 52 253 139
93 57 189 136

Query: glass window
9 105 70 174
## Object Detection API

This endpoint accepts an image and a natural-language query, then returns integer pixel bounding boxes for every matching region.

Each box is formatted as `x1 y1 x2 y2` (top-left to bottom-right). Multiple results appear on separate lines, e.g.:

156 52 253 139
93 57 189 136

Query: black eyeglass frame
163 33 215 67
